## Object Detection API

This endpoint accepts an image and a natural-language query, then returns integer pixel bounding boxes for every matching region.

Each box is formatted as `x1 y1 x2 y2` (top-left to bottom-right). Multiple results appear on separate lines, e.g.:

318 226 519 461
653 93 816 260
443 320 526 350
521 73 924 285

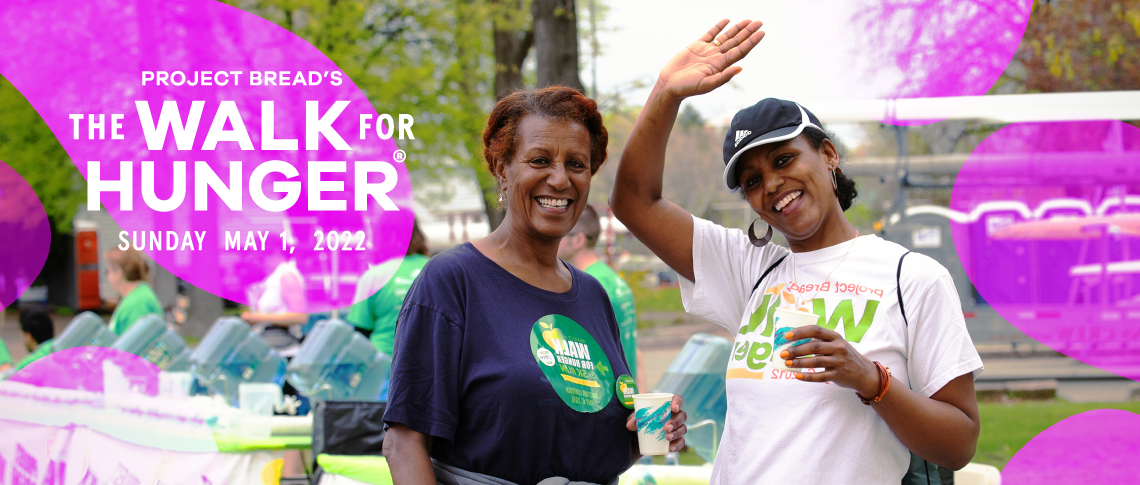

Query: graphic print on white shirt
680 216 983 485
729 278 888 381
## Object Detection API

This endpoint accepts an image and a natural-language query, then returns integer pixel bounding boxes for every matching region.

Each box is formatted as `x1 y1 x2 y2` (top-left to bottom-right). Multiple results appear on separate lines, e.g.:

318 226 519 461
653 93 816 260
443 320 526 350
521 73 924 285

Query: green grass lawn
623 272 686 328
974 400 1140 469
634 287 684 314
646 449 705 466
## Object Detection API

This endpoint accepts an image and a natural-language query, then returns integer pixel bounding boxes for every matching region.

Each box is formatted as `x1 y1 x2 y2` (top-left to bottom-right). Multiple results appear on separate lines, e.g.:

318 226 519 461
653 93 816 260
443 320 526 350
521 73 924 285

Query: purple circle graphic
0 159 51 308
9 346 161 396
0 0 414 311
1001 409 1140 483
951 121 1140 381
852 0 1032 125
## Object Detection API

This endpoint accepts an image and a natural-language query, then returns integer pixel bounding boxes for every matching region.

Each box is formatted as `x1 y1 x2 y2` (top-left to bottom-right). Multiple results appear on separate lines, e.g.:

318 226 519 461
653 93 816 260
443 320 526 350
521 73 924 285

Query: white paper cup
239 383 282 416
770 307 821 372
633 393 674 456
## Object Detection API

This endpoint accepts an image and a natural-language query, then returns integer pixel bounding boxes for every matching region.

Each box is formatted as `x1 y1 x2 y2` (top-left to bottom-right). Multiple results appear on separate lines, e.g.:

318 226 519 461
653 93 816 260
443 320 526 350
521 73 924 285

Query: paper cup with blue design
633 392 674 455
770 307 821 372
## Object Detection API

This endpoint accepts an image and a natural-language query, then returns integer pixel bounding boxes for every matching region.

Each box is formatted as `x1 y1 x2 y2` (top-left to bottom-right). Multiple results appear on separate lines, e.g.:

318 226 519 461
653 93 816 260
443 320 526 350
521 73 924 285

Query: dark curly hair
803 126 857 211
482 86 609 176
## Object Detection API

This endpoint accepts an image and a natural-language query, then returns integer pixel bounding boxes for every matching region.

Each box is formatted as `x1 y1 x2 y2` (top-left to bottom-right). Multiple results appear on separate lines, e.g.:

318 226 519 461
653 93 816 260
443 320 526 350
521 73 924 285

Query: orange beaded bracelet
857 361 891 405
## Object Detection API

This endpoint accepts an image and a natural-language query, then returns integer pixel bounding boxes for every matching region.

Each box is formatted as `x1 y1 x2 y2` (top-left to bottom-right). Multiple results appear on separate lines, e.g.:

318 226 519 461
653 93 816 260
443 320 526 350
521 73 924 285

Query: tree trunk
494 29 534 100
485 0 535 229
532 0 584 92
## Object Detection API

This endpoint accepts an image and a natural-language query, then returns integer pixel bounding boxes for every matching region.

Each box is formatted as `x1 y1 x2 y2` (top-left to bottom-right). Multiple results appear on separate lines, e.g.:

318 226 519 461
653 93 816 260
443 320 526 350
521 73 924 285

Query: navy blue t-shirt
383 243 635 484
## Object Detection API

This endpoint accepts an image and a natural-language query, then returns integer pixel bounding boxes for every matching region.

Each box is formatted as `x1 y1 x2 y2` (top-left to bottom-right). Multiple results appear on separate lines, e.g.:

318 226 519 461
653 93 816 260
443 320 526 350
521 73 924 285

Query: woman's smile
773 189 804 214
537 196 572 212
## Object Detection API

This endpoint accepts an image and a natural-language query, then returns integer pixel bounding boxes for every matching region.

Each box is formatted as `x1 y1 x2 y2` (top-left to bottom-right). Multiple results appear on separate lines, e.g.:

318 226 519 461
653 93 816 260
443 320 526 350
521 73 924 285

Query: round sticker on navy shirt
530 314 615 413
616 375 637 409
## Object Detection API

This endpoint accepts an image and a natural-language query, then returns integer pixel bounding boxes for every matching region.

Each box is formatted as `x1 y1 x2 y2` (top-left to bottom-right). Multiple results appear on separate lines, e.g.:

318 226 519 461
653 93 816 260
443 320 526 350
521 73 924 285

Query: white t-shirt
256 260 305 314
680 216 982 485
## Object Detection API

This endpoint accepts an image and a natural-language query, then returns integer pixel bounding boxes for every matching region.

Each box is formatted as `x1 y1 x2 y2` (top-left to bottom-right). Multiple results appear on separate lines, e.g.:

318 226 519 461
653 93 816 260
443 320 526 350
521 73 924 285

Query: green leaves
230 0 497 205
0 77 85 232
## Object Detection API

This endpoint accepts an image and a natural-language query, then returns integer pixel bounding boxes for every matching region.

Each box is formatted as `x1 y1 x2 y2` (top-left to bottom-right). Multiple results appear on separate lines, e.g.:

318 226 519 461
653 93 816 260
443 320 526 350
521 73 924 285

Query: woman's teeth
538 197 569 208
774 191 803 212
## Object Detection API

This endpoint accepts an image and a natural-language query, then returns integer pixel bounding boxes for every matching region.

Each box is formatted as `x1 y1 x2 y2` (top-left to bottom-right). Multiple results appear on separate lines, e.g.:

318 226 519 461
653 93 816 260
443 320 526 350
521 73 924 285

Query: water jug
189 317 286 406
286 318 391 402
111 314 192 371
653 333 731 464
53 311 117 351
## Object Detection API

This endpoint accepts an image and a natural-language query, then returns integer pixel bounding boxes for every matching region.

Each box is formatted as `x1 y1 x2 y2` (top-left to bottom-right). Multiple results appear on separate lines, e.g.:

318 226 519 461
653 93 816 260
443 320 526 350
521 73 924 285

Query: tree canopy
1011 0 1140 92
0 77 85 233
227 0 498 203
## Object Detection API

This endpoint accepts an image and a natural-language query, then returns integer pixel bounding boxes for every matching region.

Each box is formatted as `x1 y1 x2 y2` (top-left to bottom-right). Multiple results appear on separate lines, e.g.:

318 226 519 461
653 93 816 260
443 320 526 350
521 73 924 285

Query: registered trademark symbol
393 149 406 163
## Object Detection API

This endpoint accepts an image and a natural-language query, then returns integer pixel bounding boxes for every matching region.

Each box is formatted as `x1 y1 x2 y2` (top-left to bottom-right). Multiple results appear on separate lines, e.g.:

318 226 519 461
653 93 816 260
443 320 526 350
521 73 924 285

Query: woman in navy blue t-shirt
382 86 689 485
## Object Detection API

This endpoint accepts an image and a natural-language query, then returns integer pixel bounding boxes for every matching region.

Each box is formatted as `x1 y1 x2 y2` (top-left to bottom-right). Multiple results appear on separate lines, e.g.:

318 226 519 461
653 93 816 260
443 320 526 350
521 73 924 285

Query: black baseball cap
722 98 823 190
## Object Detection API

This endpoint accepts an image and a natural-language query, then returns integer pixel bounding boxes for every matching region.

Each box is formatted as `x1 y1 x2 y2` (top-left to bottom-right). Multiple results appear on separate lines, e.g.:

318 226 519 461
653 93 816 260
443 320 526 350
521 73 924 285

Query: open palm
658 19 766 99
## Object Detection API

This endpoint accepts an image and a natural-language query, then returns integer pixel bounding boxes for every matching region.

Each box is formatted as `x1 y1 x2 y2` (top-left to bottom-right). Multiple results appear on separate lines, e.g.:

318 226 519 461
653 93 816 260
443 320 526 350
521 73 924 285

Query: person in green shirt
0 335 14 373
557 205 641 382
347 220 430 355
106 249 164 335
15 307 54 371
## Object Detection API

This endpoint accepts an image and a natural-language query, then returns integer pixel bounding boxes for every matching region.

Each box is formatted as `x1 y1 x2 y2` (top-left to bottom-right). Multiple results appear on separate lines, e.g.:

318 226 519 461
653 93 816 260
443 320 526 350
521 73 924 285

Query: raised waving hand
610 19 765 283
657 19 765 100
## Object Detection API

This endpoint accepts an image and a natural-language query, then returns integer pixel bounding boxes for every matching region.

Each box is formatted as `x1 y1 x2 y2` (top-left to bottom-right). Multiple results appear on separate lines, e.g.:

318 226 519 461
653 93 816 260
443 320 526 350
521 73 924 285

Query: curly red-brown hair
482 86 608 176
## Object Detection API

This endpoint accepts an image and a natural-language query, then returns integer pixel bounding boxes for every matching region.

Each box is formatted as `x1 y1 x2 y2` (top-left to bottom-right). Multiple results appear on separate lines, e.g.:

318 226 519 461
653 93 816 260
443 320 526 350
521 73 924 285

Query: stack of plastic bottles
286 318 391 402
189 317 286 407
652 333 731 464
111 314 192 371
52 311 118 351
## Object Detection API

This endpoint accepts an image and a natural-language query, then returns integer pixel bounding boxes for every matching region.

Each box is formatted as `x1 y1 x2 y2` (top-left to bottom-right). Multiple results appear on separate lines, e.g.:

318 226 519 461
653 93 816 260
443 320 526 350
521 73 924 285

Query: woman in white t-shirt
609 20 983 485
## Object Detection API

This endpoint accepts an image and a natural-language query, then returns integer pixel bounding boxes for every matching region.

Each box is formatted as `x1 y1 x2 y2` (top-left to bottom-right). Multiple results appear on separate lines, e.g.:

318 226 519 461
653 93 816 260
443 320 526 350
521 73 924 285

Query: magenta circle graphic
1001 409 1140 483
9 346 161 396
852 0 1033 125
0 159 51 308
0 0 414 312
951 121 1140 381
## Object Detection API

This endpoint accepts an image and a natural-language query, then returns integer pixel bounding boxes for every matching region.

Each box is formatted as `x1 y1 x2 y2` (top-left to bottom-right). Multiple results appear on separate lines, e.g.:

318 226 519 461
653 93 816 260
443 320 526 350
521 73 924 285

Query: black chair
308 400 388 484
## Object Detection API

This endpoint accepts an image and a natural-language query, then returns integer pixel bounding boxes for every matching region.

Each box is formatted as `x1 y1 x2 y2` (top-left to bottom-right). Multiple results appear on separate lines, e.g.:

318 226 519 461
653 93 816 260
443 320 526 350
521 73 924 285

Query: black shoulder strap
897 251 911 327
897 250 944 485
750 255 788 296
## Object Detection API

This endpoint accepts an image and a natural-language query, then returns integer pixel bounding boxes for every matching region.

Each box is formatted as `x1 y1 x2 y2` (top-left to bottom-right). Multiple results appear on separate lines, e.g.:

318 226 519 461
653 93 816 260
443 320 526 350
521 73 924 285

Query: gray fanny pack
432 460 618 485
